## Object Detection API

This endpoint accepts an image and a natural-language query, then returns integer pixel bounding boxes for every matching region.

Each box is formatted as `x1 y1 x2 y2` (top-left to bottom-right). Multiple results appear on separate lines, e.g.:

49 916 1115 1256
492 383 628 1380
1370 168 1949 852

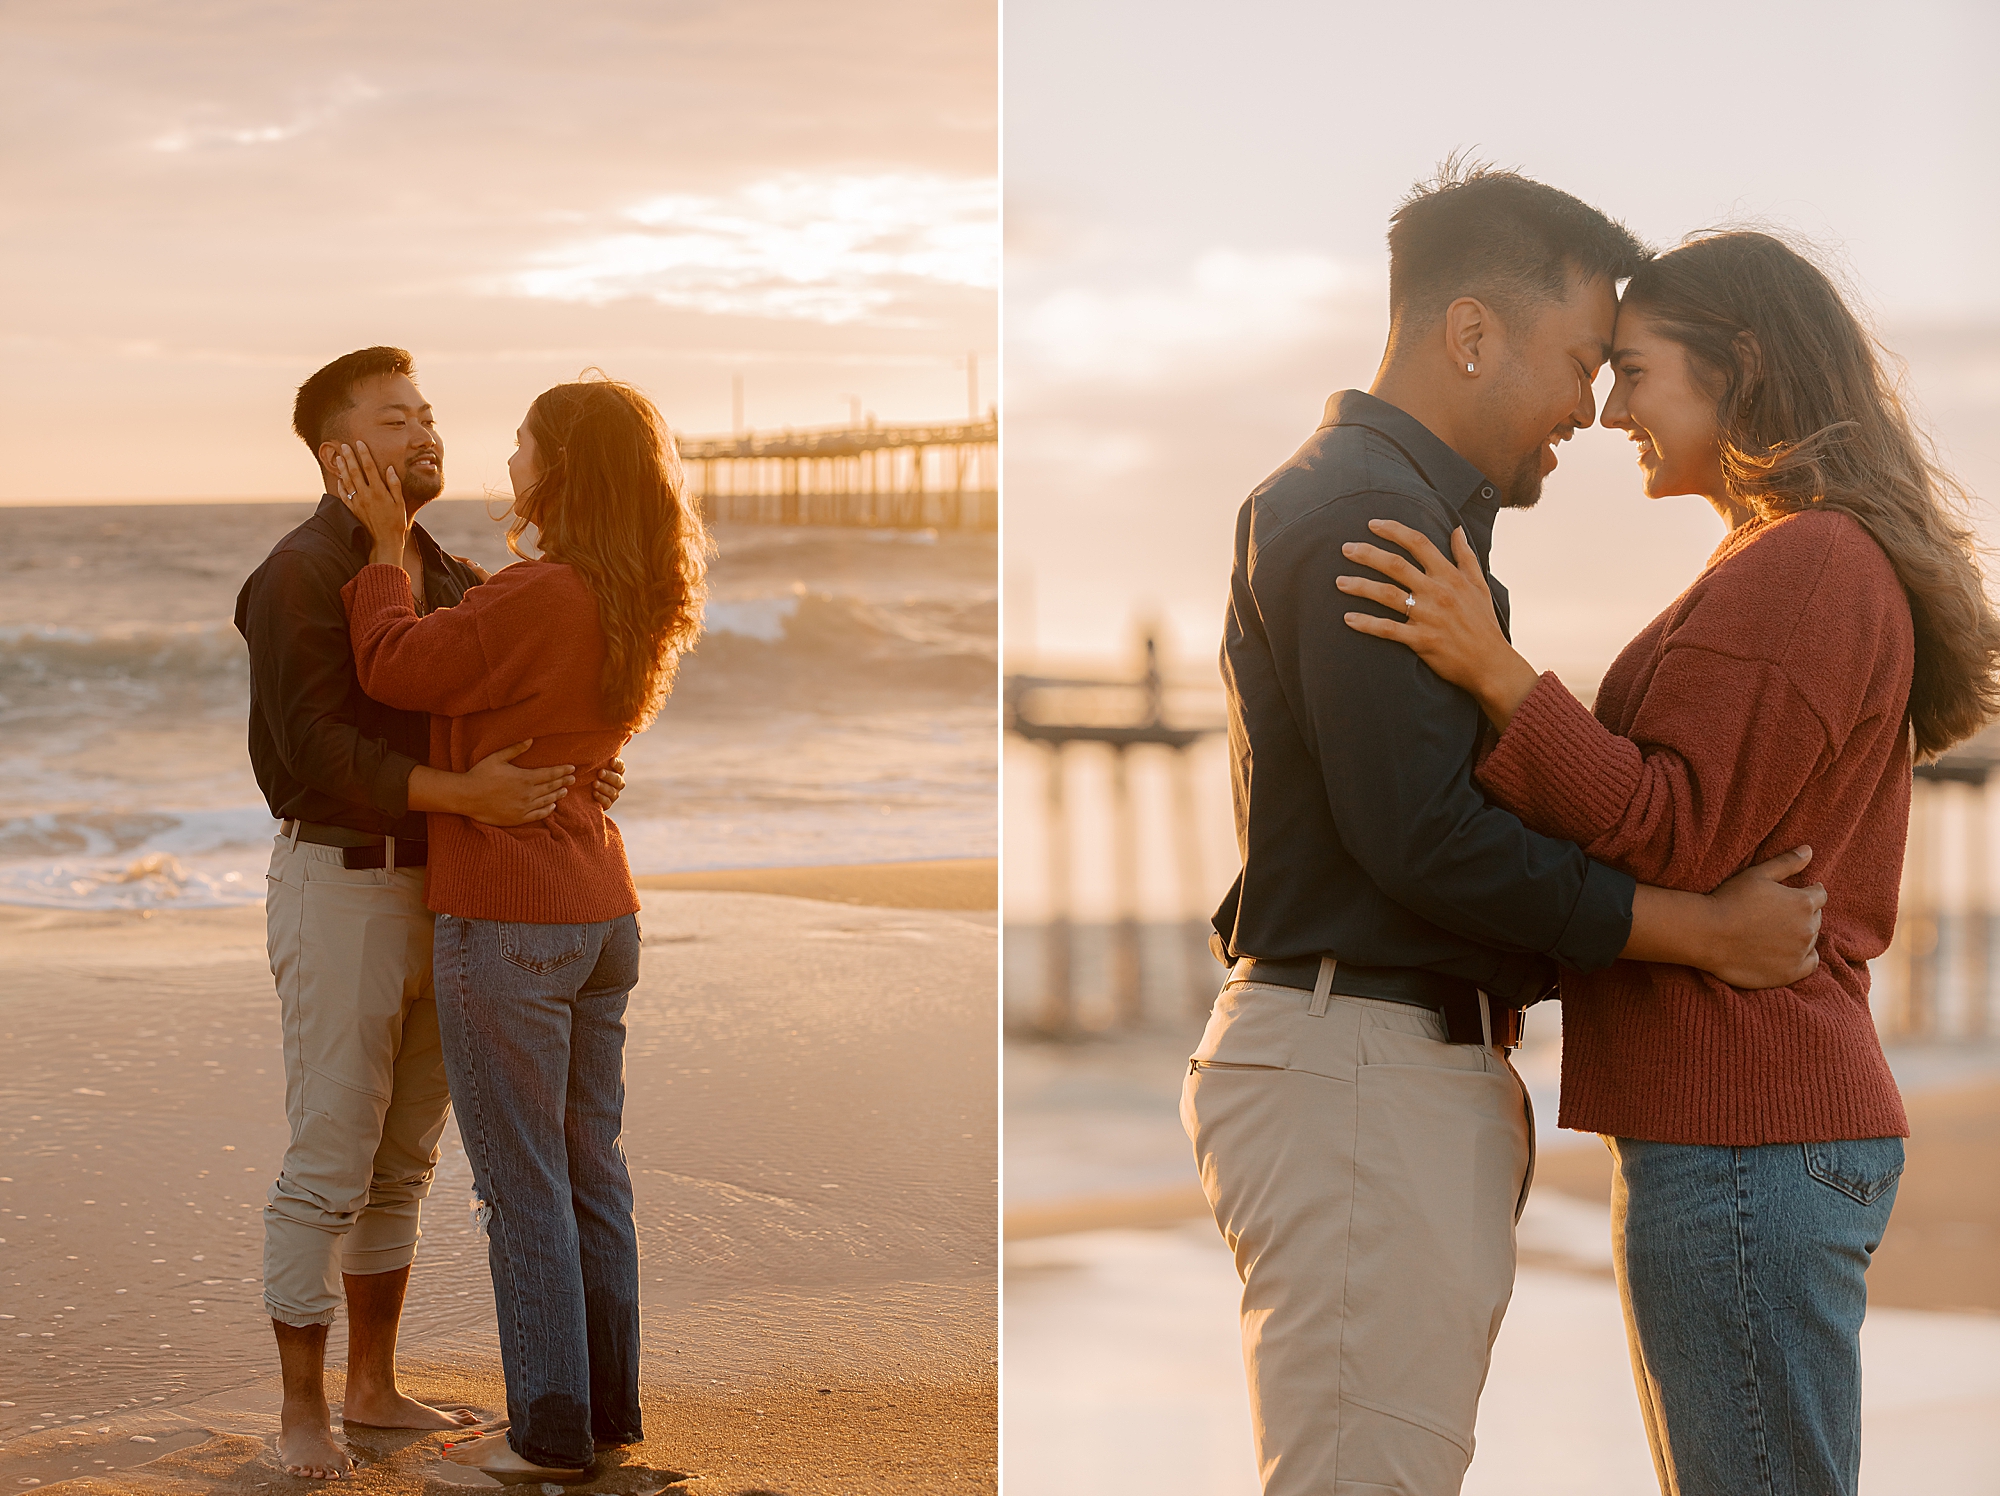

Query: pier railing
679 415 997 530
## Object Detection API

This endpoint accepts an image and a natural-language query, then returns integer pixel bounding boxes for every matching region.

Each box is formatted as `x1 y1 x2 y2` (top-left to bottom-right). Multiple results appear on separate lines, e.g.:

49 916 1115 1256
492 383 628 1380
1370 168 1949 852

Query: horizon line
0 492 512 509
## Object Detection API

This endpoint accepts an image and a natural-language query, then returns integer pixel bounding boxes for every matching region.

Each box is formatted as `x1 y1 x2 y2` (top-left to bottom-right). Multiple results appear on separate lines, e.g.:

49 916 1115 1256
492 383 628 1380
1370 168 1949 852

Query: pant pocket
1803 1136 1905 1205
1190 1059 1285 1072
499 921 590 975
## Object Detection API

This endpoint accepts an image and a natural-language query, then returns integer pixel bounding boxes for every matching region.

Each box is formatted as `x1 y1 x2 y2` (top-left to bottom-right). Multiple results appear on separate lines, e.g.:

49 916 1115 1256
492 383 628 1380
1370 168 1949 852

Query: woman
331 376 709 1482
1337 232 2000 1494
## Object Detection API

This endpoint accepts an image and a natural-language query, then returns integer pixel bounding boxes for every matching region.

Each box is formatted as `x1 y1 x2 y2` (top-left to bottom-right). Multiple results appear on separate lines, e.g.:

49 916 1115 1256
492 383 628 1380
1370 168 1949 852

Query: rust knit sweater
342 560 640 925
1477 509 1911 1145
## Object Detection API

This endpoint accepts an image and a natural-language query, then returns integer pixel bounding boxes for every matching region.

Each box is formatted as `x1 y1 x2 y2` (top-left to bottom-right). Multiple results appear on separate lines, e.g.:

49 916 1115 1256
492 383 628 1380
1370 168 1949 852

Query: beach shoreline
0 880 999 1492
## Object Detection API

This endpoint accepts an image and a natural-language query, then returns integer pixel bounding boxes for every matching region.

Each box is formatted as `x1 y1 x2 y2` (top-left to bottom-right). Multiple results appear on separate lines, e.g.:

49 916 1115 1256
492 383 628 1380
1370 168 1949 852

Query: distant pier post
1108 744 1142 1027
1040 744 1074 1036
1169 746 1214 1016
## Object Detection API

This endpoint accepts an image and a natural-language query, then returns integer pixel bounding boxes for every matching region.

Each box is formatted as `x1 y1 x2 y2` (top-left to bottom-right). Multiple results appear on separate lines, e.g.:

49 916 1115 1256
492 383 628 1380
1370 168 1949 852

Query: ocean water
0 501 996 908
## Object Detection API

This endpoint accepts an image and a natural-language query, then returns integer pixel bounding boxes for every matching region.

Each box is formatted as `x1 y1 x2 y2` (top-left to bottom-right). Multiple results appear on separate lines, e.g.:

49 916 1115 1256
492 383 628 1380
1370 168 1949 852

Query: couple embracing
234 347 709 1481
1186 165 2000 1495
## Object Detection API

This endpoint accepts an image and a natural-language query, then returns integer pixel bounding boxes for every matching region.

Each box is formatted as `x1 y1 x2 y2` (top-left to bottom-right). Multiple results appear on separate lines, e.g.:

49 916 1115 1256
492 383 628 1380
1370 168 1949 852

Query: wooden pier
679 414 997 530
1006 638 1225 1037
1885 725 2000 1040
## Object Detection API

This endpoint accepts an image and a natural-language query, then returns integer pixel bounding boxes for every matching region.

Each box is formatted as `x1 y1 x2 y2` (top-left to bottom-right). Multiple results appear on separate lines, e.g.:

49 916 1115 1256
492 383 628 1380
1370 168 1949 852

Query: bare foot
443 1430 587 1483
340 1385 482 1431
277 1396 354 1481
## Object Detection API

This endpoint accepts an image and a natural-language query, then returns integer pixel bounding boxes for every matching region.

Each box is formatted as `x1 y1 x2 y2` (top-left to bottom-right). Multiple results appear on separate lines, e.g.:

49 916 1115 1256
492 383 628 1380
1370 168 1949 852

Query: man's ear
1443 296 1489 376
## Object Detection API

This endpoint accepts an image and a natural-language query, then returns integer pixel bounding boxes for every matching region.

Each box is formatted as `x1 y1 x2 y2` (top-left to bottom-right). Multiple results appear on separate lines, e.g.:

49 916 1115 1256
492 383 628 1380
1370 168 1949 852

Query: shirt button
1481 486 1495 500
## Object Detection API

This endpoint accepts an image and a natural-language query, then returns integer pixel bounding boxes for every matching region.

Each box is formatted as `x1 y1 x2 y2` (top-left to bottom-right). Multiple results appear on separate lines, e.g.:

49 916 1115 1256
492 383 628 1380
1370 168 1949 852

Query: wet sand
0 873 997 1493
633 859 997 911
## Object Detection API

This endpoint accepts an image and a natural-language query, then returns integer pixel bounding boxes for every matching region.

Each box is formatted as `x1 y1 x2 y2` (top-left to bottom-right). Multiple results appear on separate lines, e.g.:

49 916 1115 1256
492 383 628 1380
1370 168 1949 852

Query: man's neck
1367 365 1474 462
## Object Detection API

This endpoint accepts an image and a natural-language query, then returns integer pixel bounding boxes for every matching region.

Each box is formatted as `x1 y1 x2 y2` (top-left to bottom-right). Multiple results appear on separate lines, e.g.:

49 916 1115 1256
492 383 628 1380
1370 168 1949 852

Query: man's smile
1540 425 1574 475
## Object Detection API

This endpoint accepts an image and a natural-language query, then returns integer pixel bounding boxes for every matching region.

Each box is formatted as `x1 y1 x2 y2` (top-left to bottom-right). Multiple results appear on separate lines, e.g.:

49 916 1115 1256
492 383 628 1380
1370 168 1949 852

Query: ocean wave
0 807 278 861
0 851 262 910
0 620 249 672
0 591 996 718
682 589 996 698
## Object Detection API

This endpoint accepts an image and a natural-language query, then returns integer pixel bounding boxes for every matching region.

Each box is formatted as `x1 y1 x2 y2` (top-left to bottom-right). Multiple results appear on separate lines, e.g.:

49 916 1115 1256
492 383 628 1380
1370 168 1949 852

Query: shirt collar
314 491 444 564
1319 389 1502 564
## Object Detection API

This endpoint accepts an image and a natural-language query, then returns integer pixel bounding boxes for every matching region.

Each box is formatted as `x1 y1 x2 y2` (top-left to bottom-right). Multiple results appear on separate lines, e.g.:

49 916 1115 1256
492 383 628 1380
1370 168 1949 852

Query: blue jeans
1610 1135 1904 1496
434 913 644 1469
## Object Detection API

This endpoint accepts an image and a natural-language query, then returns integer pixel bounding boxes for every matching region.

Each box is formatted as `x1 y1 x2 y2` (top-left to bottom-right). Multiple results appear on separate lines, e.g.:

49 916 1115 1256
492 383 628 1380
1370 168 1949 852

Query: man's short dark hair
1387 158 1651 331
292 346 415 454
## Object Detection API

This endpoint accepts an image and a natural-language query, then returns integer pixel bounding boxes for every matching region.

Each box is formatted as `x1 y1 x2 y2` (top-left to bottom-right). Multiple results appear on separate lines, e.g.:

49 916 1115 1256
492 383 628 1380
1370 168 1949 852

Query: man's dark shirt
1213 390 1635 1004
234 494 481 838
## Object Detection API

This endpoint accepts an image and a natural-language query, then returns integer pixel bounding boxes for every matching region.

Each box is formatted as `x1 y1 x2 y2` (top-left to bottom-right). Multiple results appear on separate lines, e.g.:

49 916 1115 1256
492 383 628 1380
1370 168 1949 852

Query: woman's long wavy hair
1622 231 2000 760
507 375 712 732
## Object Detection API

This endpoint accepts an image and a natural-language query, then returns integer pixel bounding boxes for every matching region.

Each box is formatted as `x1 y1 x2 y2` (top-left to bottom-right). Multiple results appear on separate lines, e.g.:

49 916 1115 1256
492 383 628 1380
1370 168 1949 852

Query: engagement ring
1403 594 1417 612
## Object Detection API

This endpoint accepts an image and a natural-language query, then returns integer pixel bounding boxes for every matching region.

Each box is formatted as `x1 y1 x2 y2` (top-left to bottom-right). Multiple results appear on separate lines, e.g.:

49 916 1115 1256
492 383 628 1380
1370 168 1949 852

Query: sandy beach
634 859 998 911
0 863 998 1494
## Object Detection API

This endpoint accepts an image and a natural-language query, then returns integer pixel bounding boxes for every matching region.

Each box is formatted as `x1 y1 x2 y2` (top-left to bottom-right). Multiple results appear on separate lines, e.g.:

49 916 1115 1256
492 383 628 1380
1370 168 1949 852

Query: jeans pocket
1803 1137 1905 1206
498 922 589 975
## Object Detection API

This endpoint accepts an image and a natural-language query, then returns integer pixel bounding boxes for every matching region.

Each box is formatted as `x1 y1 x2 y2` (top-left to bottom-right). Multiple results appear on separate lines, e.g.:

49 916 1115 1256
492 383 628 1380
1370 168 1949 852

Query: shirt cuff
371 749 421 820
1549 858 1635 973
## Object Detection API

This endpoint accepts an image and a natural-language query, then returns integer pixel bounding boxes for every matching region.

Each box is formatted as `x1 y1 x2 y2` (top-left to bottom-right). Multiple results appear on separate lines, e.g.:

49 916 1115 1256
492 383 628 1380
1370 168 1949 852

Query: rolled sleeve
1550 857 1638 972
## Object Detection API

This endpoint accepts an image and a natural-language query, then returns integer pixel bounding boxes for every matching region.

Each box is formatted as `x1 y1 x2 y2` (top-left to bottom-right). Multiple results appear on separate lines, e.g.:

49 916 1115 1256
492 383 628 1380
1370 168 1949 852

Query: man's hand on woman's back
409 740 576 826
1624 846 1827 990
1703 847 1827 988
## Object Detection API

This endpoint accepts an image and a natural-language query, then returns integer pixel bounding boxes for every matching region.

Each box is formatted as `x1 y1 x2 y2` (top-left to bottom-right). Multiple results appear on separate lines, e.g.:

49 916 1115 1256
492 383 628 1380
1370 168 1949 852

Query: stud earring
1466 363 1476 373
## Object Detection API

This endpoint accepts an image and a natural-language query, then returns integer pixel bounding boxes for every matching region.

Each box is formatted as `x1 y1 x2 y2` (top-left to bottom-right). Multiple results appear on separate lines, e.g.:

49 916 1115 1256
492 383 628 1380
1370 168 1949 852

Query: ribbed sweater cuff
342 563 414 619
1477 671 1642 849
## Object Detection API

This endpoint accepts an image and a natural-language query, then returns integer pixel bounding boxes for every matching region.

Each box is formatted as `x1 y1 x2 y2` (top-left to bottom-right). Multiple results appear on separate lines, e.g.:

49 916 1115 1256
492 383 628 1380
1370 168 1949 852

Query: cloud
492 173 998 326
1012 249 1373 384
147 77 382 153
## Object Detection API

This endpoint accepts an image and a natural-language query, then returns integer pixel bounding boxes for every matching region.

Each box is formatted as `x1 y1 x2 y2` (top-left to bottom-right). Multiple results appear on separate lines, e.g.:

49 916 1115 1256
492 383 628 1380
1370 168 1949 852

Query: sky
0 0 997 502
1003 0 2000 686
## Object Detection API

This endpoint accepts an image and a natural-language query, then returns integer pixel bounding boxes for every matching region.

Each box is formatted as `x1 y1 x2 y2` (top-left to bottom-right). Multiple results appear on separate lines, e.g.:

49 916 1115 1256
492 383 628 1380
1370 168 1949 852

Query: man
1181 166 1827 1494
235 346 623 1479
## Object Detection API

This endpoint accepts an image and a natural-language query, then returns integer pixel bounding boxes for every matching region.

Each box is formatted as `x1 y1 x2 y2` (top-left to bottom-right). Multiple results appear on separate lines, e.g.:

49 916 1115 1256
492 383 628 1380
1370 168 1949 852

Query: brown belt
1228 956 1524 1049
282 819 429 871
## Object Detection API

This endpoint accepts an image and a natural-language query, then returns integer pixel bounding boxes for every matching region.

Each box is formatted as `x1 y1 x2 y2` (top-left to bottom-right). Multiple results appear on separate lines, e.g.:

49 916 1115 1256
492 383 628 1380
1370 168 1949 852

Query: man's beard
400 461 444 507
1499 446 1545 510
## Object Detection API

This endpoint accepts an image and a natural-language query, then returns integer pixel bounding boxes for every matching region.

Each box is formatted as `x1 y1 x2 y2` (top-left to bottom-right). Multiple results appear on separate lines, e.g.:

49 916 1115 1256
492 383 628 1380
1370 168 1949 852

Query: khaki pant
1180 982 1534 1496
262 834 451 1327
